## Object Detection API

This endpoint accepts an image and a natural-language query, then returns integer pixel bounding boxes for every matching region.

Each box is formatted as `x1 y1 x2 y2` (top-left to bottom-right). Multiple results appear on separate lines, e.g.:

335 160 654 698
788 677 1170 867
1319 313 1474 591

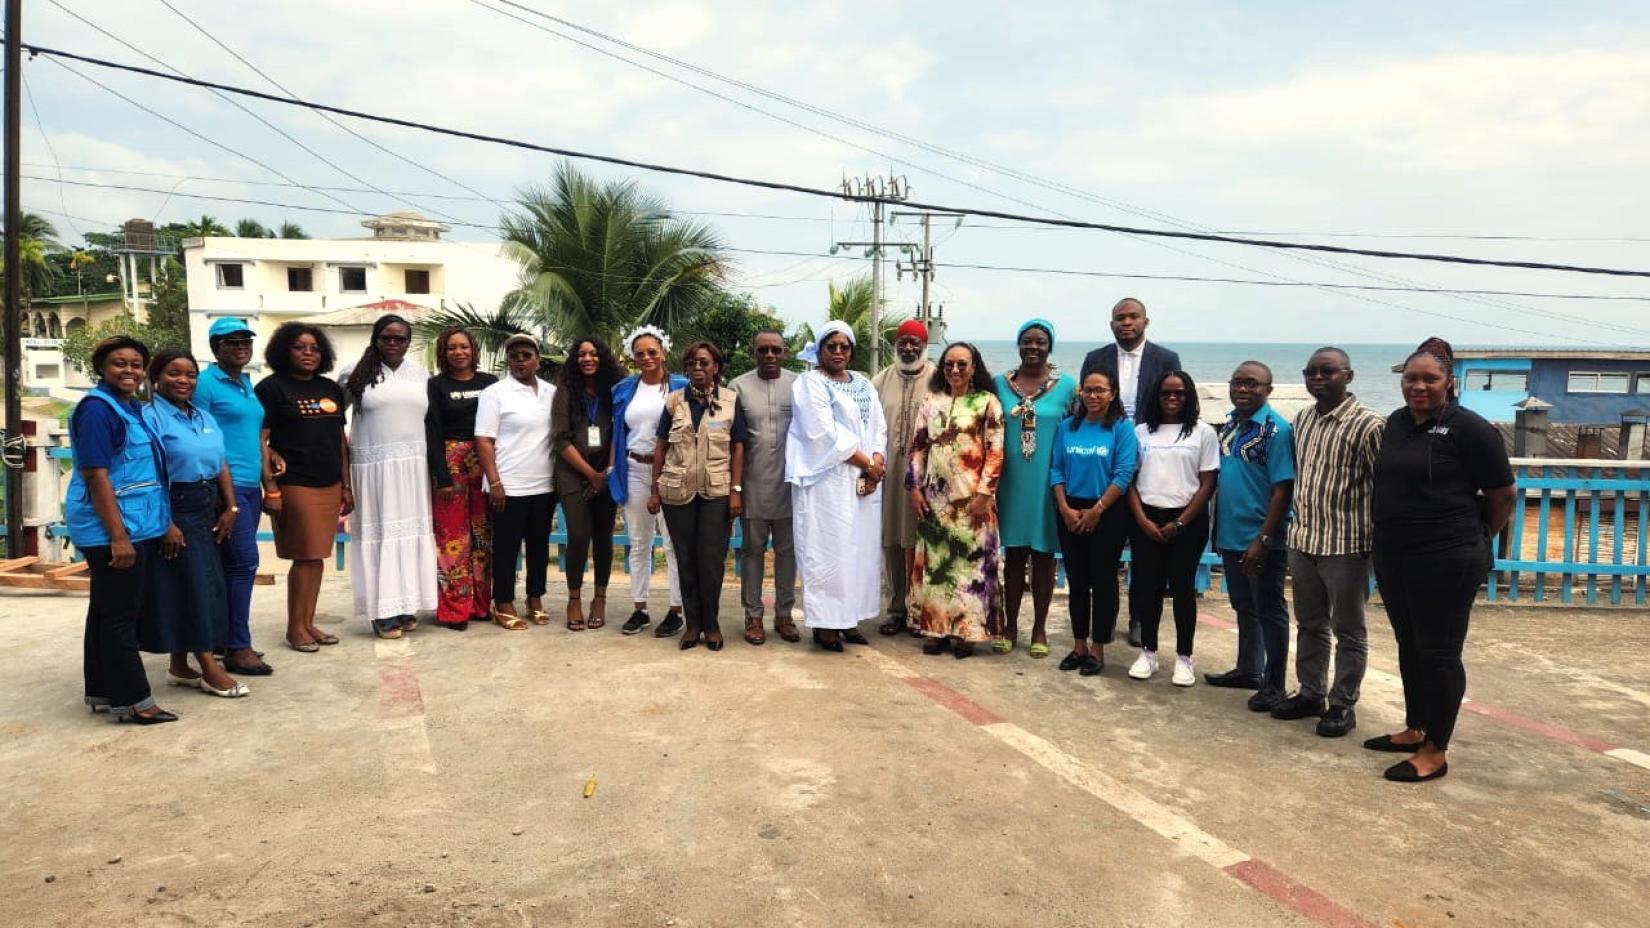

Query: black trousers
662 497 732 638
1374 534 1488 751
83 539 159 714
1128 504 1209 656
560 487 617 591
492 493 555 603
1056 500 1129 644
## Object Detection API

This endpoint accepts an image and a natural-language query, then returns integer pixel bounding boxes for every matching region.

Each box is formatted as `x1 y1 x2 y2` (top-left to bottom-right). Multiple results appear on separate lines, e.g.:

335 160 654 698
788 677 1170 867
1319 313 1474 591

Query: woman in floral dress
907 342 1006 659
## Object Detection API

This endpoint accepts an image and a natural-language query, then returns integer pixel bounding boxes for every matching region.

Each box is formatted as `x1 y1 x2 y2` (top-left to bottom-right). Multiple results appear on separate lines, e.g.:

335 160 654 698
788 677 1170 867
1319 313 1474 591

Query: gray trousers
1288 550 1371 708
740 516 796 621
883 546 911 620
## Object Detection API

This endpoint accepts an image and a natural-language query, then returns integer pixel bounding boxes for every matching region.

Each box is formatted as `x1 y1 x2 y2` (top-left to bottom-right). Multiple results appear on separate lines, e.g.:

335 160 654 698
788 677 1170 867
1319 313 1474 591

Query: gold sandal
492 607 527 631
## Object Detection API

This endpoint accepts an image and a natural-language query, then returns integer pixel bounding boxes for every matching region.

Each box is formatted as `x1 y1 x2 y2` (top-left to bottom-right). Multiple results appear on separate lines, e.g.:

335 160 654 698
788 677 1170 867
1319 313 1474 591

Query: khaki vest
657 387 738 505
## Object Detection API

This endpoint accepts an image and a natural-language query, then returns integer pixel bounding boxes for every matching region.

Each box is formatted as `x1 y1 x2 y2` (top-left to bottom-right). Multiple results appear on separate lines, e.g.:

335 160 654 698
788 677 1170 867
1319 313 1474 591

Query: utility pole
4 0 25 553
834 173 908 372
893 210 964 358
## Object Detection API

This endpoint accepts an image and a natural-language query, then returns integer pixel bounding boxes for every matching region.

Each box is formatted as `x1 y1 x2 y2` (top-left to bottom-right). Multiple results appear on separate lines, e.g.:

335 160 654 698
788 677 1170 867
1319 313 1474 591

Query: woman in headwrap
785 321 889 651
991 318 1077 658
1365 337 1515 782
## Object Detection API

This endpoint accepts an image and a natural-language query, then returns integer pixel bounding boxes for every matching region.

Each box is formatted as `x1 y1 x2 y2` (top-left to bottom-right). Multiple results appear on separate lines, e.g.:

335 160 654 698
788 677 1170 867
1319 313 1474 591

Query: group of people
70 298 1514 783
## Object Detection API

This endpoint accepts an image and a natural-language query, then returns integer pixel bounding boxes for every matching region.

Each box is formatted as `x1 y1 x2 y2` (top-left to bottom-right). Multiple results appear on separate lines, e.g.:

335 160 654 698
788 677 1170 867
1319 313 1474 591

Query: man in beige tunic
871 319 936 635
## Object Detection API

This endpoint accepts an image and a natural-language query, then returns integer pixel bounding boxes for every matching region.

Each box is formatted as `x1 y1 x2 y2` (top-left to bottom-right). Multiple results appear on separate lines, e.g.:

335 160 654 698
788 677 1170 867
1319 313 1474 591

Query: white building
183 211 520 367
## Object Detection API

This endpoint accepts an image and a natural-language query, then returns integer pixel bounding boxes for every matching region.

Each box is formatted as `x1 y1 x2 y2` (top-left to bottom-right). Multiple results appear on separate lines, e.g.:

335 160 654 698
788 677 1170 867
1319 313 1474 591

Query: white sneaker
1172 655 1196 687
1128 649 1158 680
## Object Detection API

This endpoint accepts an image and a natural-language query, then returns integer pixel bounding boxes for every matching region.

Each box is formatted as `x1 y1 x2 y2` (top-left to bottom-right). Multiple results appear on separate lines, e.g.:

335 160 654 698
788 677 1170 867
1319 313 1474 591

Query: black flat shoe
1384 760 1448 783
224 660 274 676
679 637 700 651
706 638 724 652
878 617 907 636
655 613 685 638
1078 655 1103 676
1317 706 1357 738
444 620 470 632
1058 651 1083 672
1247 689 1286 713
1269 693 1327 720
921 638 948 656
842 629 870 646
952 643 975 660
1363 733 1427 753
1204 669 1263 689
117 709 179 725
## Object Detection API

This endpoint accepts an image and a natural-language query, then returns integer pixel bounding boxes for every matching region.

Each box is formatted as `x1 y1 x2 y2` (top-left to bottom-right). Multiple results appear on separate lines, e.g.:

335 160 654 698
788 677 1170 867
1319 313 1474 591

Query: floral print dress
905 390 1007 642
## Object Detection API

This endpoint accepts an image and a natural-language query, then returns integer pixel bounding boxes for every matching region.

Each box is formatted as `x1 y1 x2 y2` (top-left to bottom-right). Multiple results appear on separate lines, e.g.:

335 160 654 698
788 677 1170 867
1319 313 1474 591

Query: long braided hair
345 314 411 404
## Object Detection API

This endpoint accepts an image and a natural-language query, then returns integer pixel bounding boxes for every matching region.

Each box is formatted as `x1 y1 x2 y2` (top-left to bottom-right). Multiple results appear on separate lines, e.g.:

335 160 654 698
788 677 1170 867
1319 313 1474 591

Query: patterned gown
905 390 1007 642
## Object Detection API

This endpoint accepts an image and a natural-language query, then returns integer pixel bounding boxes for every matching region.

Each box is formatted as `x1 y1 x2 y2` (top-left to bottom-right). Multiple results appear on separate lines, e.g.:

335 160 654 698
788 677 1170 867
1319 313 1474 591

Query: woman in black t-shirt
1366 338 1515 783
426 328 499 630
256 322 351 654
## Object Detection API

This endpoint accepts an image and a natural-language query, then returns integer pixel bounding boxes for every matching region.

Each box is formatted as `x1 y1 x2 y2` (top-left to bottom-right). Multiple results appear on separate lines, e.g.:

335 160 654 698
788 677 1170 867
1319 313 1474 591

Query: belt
627 452 655 464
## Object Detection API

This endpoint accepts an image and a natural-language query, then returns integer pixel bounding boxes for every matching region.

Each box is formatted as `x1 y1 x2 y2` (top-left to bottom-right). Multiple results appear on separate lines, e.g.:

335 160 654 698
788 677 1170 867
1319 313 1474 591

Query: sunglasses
1228 379 1268 390
1158 388 1186 397
377 334 410 345
506 350 537 362
219 337 253 348
820 342 853 354
942 360 971 371
291 343 322 355
754 345 785 355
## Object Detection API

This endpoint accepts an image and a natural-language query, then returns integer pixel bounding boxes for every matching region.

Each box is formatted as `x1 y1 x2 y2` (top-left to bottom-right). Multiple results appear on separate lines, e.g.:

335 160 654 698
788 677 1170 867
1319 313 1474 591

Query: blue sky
20 1 1650 347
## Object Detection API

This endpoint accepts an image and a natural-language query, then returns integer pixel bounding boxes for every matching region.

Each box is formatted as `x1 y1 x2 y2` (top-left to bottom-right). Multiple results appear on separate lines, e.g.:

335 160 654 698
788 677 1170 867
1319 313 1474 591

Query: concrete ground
2 557 1647 928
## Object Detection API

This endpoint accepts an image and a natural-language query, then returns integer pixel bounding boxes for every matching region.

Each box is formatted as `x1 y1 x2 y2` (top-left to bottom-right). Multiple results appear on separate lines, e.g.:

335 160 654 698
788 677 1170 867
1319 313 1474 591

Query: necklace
1004 366 1059 459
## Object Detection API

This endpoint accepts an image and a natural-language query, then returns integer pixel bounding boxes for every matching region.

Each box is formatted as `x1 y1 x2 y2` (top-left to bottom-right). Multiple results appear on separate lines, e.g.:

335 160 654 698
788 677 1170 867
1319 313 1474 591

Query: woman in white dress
786 321 888 651
341 315 438 638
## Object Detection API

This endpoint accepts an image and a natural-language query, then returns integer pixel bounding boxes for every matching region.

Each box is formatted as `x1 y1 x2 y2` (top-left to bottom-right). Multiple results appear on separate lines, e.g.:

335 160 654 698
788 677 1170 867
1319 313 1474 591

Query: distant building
1445 348 1650 424
22 291 129 398
182 211 520 368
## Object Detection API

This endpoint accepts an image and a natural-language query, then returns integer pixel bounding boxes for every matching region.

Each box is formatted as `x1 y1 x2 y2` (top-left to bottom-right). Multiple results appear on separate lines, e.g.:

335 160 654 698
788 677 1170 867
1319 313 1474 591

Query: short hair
264 322 336 376
146 348 197 385
753 328 787 343
1235 360 1273 383
433 327 477 375
90 336 150 380
679 340 726 373
927 342 995 394
1312 346 1351 366
1112 297 1147 316
1069 368 1126 429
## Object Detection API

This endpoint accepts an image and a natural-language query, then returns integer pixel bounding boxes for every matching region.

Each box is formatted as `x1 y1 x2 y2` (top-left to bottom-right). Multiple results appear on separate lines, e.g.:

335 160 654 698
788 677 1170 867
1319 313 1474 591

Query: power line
20 71 79 236
151 0 506 213
21 41 1650 282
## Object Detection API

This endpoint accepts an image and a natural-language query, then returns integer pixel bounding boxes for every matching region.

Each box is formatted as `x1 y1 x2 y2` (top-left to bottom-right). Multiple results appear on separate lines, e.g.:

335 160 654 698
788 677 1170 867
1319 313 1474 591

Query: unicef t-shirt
255 372 348 487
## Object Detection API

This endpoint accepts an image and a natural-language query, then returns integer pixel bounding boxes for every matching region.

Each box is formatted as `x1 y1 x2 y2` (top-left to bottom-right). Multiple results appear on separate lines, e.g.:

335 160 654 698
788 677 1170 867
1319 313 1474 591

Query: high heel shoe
116 708 180 725
166 671 202 690
200 679 252 699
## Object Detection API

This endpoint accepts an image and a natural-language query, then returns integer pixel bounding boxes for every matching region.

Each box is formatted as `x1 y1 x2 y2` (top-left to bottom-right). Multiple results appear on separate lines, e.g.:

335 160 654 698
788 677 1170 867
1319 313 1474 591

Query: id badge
586 425 603 449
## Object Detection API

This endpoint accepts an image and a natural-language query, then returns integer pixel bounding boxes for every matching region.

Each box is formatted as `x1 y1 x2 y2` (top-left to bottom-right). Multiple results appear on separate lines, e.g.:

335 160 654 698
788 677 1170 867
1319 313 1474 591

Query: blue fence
1490 459 1650 606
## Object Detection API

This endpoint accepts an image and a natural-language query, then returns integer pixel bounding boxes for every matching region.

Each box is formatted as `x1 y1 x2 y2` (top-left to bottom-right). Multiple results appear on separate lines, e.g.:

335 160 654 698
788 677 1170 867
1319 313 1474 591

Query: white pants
625 463 682 607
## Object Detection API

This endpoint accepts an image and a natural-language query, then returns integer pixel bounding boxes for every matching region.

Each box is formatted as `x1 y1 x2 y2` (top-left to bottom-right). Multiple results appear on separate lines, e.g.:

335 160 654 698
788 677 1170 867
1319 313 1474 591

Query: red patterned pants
433 439 492 624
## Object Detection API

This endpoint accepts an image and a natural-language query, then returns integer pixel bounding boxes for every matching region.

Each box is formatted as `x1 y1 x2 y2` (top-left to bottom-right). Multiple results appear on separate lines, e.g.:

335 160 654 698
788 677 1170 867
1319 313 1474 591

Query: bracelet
1172 519 1184 529
264 490 283 499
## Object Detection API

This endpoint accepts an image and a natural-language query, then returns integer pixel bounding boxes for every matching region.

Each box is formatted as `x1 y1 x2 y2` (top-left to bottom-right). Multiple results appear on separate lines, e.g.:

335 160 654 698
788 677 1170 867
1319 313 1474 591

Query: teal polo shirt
1215 403 1295 551
193 363 264 488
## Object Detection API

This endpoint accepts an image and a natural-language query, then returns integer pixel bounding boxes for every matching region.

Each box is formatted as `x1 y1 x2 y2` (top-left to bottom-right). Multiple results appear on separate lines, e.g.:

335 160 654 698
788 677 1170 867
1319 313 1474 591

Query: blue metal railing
1490 459 1650 606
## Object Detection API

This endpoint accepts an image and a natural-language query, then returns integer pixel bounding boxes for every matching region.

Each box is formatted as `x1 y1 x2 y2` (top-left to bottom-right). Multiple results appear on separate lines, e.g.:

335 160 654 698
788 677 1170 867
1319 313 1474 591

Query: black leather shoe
921 638 948 656
1058 650 1083 672
842 628 870 646
1317 706 1357 737
1362 733 1426 753
705 638 724 652
1204 669 1263 689
815 631 844 653
1269 693 1328 720
621 610 651 635
679 636 699 651
1078 654 1103 676
1127 620 1142 648
1384 759 1448 783
655 613 684 638
1247 688 1286 712
878 617 907 636
443 620 470 632
116 708 180 725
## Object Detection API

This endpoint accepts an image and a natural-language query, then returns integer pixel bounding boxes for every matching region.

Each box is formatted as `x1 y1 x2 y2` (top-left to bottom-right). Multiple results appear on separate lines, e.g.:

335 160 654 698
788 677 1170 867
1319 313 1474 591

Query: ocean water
968 341 1413 415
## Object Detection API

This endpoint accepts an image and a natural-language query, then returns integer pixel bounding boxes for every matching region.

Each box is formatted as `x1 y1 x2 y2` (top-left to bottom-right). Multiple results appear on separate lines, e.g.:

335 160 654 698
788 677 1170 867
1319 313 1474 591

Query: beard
897 353 927 374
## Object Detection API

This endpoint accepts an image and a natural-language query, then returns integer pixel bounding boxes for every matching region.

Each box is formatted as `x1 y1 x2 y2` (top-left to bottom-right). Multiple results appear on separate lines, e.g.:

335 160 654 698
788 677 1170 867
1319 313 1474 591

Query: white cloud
624 2 714 51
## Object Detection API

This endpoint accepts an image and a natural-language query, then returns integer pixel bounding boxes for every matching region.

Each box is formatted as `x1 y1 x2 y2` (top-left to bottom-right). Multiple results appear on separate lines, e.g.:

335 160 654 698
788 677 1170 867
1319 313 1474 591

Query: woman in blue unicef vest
141 350 252 700
66 337 179 724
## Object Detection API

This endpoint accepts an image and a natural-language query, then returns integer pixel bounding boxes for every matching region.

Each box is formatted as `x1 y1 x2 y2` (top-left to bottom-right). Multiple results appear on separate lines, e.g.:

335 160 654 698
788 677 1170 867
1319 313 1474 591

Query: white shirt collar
1120 340 1147 359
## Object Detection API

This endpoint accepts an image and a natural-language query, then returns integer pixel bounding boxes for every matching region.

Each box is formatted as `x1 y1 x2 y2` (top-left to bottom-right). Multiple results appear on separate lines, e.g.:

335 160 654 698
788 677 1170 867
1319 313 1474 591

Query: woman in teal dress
992 319 1076 658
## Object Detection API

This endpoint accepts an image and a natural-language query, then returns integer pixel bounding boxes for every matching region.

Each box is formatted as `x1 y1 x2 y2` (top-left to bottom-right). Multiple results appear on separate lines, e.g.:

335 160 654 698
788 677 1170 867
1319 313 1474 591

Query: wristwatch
1171 519 1184 530
732 484 743 492
1258 533 1272 546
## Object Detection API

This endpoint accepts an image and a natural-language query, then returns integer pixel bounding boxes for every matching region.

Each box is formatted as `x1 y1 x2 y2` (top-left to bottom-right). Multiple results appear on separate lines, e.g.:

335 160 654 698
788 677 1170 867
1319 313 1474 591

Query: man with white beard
871 320 937 636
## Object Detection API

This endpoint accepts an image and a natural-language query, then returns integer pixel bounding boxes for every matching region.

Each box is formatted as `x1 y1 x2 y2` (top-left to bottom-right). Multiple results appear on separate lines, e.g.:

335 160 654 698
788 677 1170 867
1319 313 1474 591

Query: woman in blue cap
991 319 1076 658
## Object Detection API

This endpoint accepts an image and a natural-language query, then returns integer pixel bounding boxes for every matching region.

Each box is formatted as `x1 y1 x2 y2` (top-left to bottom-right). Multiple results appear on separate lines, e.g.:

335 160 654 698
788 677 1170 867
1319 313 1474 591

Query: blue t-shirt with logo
1215 403 1295 551
193 363 264 488
1049 416 1139 500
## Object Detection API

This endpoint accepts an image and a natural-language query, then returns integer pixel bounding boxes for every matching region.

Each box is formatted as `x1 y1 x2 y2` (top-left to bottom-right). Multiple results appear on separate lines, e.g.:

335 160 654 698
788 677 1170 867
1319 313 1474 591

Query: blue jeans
1220 548 1290 690
220 486 262 651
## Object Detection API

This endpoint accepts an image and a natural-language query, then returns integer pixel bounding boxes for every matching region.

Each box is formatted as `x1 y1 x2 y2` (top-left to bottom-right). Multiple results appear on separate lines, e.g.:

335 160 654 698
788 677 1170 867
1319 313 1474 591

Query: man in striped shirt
1270 348 1384 738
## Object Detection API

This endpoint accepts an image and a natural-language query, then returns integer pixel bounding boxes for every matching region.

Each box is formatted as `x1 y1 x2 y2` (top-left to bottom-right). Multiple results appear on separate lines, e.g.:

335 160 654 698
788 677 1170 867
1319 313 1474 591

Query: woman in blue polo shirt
193 317 277 675
68 336 178 724
142 350 249 699
1049 369 1138 676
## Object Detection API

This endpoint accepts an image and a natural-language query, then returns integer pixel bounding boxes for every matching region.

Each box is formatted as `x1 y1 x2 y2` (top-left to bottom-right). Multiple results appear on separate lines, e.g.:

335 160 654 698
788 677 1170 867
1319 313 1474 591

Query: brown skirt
273 483 343 561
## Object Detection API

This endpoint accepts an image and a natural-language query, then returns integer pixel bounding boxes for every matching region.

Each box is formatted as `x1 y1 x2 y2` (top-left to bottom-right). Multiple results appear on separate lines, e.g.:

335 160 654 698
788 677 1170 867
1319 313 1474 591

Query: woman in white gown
786 321 888 651
341 315 438 638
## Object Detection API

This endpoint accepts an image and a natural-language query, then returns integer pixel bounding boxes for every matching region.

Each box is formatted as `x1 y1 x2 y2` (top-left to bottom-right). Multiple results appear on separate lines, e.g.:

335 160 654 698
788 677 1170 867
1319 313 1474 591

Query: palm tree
234 218 273 239
277 221 309 240
183 215 230 238
1 212 63 304
498 162 728 349
412 300 542 373
793 274 907 373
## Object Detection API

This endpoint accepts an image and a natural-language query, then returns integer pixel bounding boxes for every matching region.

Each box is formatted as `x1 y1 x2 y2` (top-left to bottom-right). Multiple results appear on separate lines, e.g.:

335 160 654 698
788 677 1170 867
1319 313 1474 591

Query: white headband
625 324 672 356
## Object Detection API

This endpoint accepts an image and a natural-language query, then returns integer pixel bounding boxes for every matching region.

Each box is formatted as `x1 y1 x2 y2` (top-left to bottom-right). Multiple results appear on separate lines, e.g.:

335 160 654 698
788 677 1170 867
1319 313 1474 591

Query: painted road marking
374 639 437 776
856 649 1378 928
1194 613 1648 770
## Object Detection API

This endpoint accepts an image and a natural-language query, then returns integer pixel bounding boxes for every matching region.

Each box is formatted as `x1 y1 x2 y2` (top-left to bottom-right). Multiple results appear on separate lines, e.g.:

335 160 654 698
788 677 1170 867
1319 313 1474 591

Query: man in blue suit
1080 297 1183 423
1082 297 1184 645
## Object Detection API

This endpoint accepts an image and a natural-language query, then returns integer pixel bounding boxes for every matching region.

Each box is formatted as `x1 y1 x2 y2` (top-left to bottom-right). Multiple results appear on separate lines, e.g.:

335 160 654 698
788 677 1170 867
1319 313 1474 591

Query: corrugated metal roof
293 300 432 327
